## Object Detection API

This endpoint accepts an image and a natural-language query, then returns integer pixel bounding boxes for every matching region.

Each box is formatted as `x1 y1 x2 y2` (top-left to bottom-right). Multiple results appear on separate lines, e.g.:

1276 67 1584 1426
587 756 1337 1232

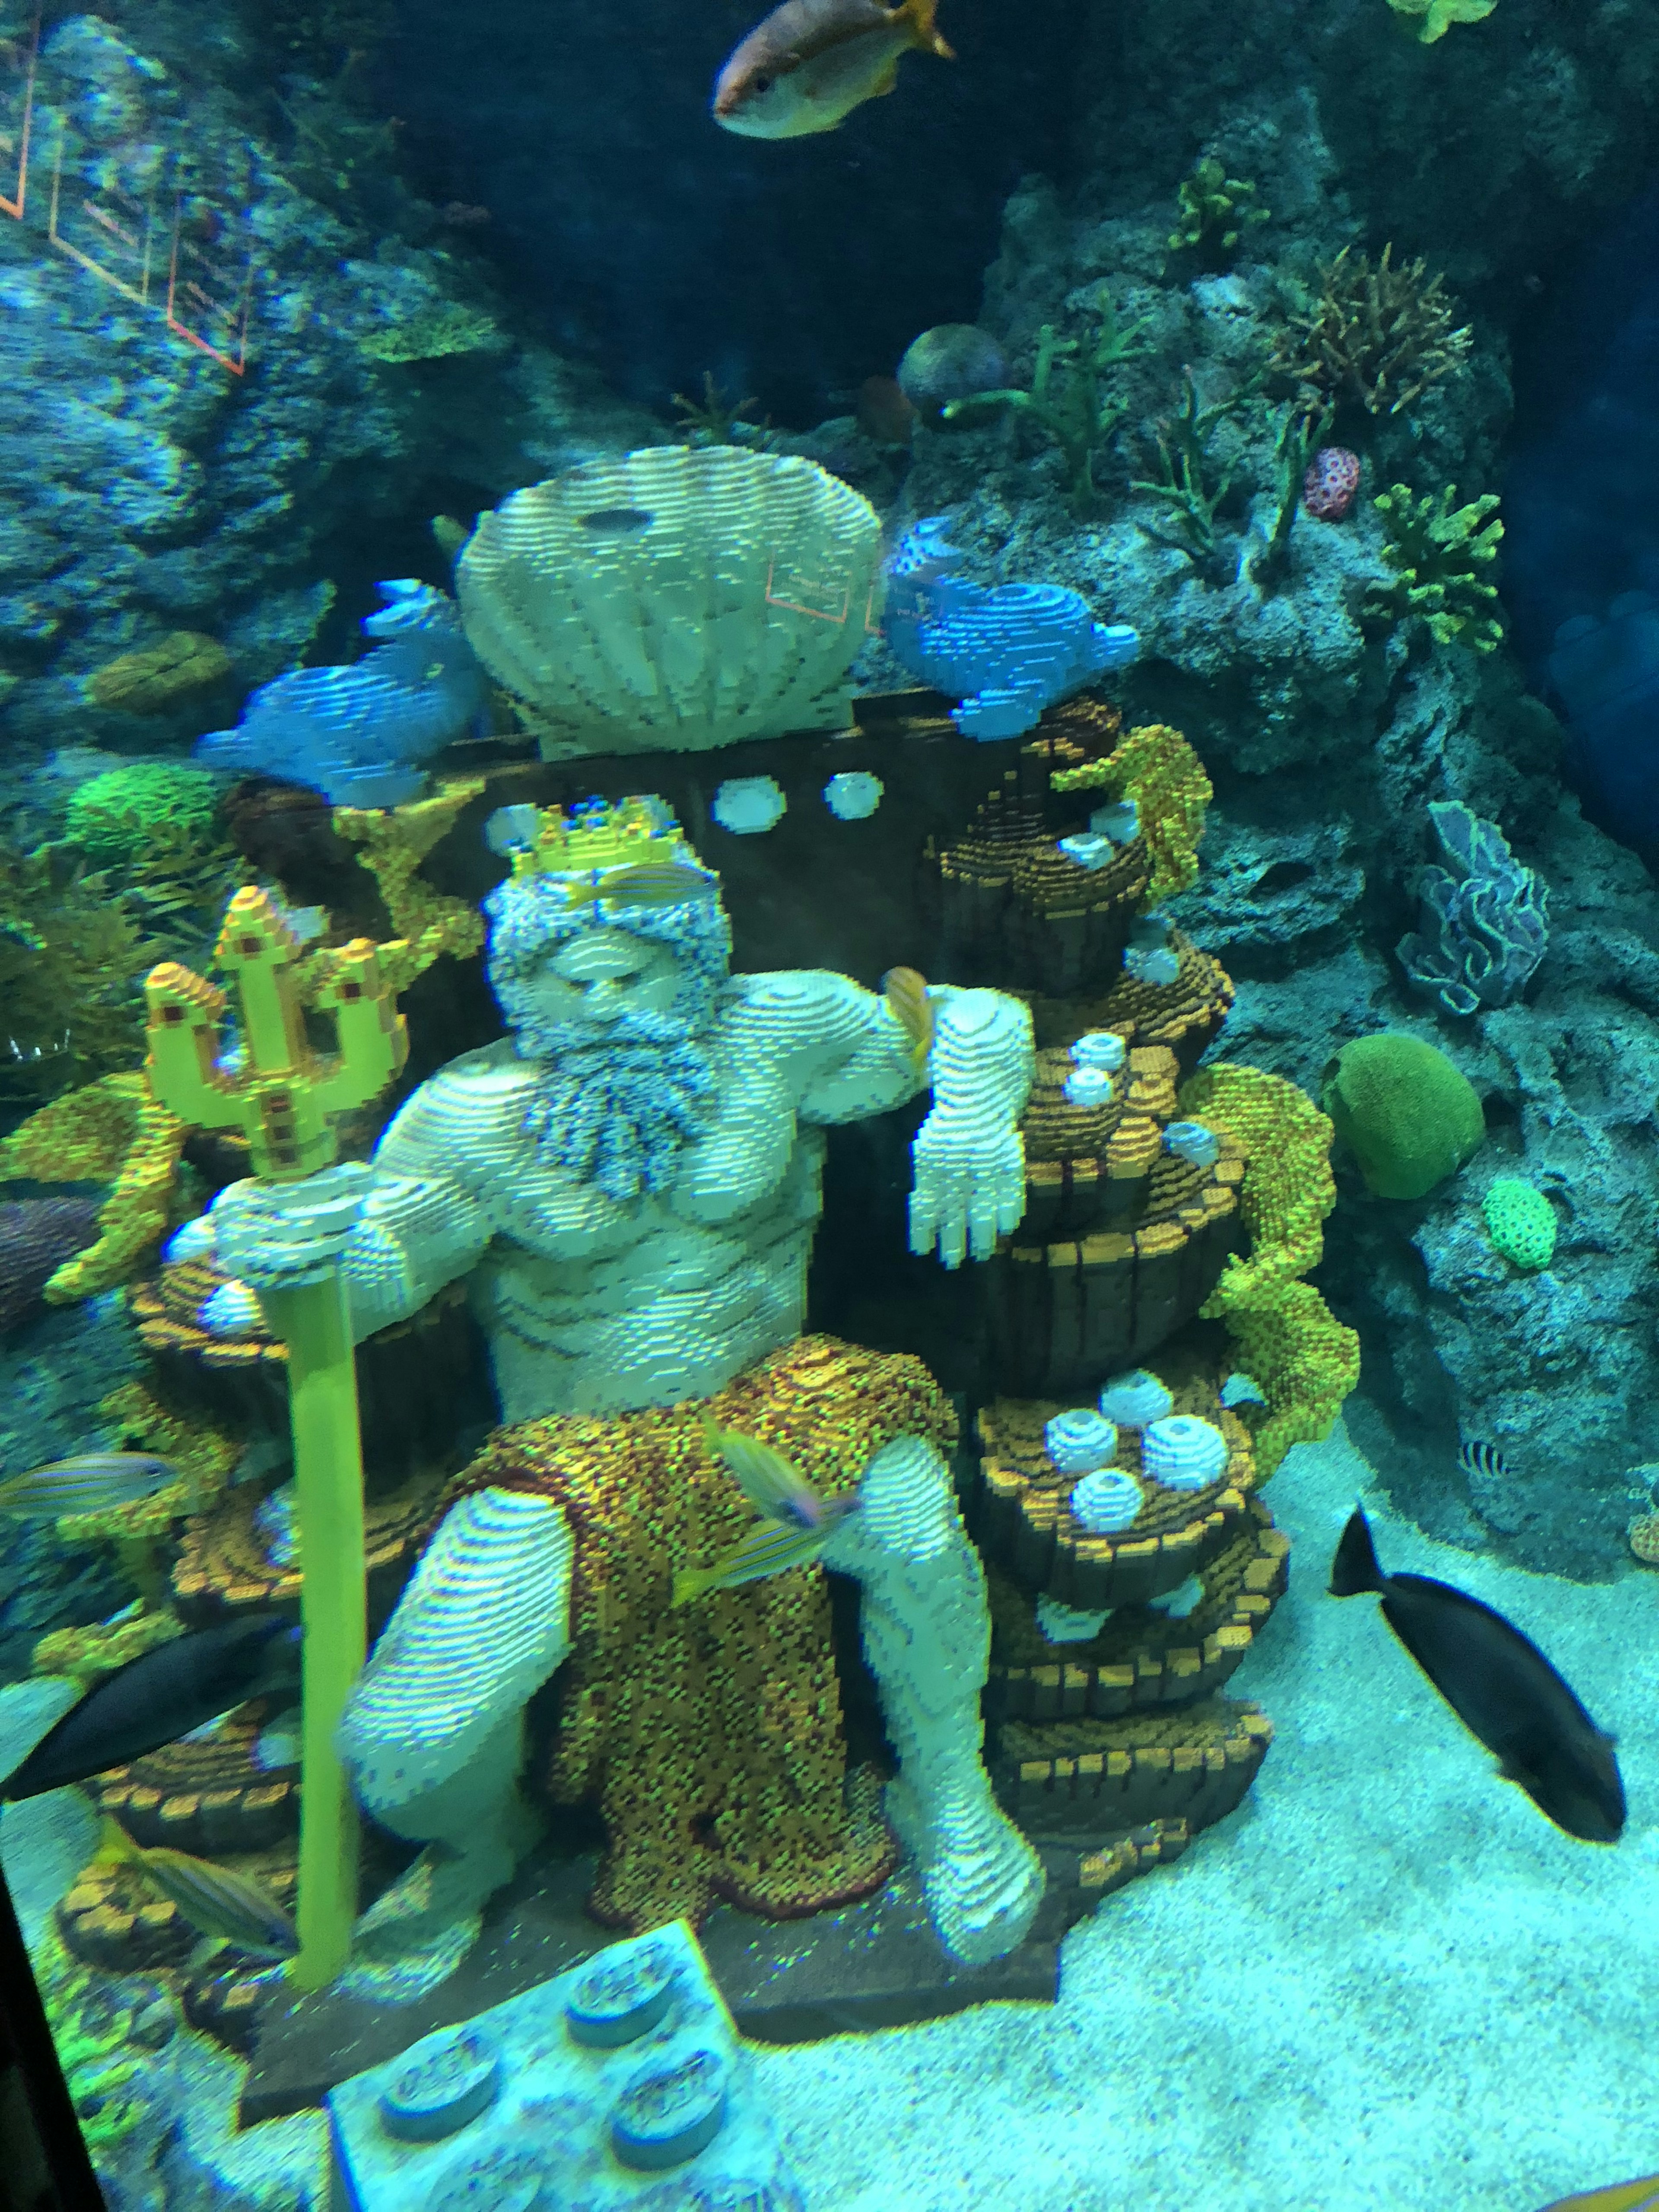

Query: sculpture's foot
886 1776 1045 1965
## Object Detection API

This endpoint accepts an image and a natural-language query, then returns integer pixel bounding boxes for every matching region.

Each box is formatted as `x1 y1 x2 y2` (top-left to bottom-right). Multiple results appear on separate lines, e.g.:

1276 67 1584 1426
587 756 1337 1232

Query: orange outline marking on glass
165 194 252 375
0 11 39 219
765 556 851 625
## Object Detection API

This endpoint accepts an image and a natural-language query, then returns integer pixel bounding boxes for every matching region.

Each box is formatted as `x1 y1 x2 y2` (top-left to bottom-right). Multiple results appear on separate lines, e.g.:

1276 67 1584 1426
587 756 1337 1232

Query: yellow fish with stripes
675 1421 859 1607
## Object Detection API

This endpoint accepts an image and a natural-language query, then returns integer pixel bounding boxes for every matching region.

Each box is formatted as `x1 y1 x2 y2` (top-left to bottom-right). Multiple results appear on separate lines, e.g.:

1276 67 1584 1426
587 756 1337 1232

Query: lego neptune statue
209 795 1046 1980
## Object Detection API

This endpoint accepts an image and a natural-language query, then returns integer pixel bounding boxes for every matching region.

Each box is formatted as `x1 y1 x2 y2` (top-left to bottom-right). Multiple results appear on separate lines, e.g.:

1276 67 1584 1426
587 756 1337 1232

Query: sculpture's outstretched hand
908 1109 1026 1268
907 986 1033 1268
209 1160 374 1289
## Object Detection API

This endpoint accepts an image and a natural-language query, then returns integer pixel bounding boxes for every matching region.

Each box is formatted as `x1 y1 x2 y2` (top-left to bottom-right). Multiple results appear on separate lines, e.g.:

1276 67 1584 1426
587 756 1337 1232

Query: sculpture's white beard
512 1005 717 1204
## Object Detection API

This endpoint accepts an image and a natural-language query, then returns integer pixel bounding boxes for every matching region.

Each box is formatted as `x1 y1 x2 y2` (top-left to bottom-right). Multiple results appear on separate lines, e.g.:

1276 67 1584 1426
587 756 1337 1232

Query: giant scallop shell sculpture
456 446 884 757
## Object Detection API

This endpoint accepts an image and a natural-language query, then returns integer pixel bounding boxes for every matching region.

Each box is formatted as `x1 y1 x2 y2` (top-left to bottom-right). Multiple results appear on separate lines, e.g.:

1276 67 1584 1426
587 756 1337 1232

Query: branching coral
1130 368 1258 564
941 288 1153 517
1168 158 1269 268
64 765 221 867
1365 484 1503 652
671 372 778 451
0 839 147 1101
1270 245 1471 417
1051 722 1213 902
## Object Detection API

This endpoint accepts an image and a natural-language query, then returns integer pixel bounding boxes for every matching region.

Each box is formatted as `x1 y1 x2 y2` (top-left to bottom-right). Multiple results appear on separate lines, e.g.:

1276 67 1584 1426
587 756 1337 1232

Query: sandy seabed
749 1418 1659 2212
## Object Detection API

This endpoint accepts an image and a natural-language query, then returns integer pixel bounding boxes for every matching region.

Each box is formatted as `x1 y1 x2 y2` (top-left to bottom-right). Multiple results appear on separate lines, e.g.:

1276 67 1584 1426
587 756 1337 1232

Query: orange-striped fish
713 0 952 140
94 1818 297 1964
880 965 933 1075
1537 2182 1659 2212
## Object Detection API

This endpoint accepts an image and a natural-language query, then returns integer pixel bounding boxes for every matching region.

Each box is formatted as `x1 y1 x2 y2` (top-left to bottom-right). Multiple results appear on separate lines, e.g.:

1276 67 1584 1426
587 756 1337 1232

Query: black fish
1 1614 302 1802
1459 1439 1510 1482
1329 1506 1624 1843
578 507 655 534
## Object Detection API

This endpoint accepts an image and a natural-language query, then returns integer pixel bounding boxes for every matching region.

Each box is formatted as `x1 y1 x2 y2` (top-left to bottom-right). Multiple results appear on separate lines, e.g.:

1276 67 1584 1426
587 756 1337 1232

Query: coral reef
1481 1178 1556 1271
897 325 1010 416
1386 0 1497 39
1322 1033 1486 1201
1167 158 1268 268
84 634 236 717
1397 800 1548 1014
1269 245 1472 418
457 447 882 757
1365 483 1505 652
941 290 1153 516
64 766 222 868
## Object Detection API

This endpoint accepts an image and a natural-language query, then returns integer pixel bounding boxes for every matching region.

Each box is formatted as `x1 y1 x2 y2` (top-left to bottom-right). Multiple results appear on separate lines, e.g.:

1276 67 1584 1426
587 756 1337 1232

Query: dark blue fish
578 507 655 534
0 1614 302 1802
1330 1506 1623 1843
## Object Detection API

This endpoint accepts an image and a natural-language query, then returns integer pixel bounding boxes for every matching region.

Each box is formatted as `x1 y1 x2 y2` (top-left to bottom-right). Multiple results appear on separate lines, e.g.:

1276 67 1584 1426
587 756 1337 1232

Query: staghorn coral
1052 722 1213 902
1129 369 1258 565
1365 483 1504 652
0 1074 188 1301
1269 245 1471 417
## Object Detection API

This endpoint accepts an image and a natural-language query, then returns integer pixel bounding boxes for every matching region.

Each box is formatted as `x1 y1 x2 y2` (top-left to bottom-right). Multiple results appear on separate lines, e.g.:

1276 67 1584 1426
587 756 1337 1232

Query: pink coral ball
1303 445 1362 521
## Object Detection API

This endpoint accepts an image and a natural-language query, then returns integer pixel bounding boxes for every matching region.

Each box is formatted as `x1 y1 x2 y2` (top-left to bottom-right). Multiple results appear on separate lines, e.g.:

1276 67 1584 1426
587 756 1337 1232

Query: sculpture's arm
209 1061 499 1344
718 970 1033 1268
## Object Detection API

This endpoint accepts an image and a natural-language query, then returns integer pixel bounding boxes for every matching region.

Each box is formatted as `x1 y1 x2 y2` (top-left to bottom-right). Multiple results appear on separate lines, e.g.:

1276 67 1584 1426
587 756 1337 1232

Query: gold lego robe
433 1333 958 1932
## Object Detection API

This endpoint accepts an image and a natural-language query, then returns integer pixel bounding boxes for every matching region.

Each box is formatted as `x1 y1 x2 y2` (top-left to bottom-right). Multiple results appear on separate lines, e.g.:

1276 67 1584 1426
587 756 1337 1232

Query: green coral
42 1965 150 2153
1482 1178 1556 1271
671 373 778 451
1366 483 1503 652
1387 0 1496 41
65 764 220 867
1130 367 1259 564
941 287 1153 517
1168 157 1269 268
1322 1033 1486 1200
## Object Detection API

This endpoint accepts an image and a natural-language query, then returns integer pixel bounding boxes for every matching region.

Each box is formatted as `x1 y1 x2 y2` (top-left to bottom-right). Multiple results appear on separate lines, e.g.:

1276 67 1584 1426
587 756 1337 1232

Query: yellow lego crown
498 794 704 881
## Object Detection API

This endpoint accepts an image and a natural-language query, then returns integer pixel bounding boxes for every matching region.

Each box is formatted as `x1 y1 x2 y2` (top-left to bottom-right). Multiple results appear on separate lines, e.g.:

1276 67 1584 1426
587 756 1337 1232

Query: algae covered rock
1322 1033 1484 1200
85 634 234 715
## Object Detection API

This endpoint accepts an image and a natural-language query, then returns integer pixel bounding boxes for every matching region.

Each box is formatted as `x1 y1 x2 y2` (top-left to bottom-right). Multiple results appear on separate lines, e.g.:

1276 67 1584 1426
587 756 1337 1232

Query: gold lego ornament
500 794 712 883
141 885 408 1992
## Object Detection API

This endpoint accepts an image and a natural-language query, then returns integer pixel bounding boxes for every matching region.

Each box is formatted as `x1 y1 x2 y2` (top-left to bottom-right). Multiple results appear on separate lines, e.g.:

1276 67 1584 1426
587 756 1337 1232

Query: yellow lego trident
145 888 409 1990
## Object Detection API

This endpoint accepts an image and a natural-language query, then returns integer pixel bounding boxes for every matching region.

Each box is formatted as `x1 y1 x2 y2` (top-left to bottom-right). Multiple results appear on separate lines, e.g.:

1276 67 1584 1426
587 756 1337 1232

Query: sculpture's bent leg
825 1434 1044 1964
335 1486 574 1980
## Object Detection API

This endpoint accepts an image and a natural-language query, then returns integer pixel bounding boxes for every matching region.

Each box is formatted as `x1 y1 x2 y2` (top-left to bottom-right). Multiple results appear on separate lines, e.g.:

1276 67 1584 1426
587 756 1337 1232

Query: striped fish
566 862 718 914
701 1415 825 1531
880 965 934 1075
671 1509 853 1608
1458 1440 1510 1483
95 1818 297 1963
0 1454 182 1519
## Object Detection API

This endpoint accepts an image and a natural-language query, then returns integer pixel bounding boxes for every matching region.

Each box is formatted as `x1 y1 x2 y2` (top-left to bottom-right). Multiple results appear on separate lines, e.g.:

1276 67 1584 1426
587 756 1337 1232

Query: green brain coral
1482 1178 1556 1270
1322 1033 1485 1200
64 763 220 866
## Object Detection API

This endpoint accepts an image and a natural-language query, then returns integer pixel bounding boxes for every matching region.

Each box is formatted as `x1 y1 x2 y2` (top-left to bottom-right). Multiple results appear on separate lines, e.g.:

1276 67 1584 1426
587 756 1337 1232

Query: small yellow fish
712 0 952 140
0 1453 182 1519
672 1511 848 1608
701 1414 825 1530
1537 2183 1659 2212
94 1818 298 1963
880 965 934 1074
564 862 718 913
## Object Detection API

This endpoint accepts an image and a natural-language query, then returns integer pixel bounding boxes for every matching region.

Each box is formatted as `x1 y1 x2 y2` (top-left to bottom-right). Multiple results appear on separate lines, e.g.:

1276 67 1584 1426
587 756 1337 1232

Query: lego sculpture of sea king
209 796 1045 1973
